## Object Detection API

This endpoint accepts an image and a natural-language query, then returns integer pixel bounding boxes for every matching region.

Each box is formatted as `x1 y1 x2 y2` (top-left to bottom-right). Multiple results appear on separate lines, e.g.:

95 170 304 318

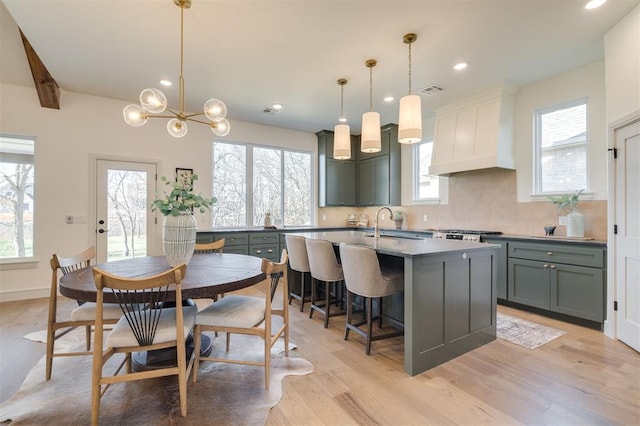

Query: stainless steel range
432 229 503 242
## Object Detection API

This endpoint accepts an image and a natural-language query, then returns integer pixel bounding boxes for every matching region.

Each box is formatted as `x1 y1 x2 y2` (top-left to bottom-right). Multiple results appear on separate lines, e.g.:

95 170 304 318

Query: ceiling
2 0 638 135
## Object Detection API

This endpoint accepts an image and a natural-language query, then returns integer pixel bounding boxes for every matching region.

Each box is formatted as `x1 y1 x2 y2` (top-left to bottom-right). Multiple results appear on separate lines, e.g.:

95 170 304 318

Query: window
413 140 439 200
213 141 312 227
534 99 587 194
0 135 35 259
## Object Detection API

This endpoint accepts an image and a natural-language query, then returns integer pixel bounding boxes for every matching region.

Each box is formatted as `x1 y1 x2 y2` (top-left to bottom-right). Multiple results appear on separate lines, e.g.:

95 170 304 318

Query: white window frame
411 139 446 205
212 140 314 228
0 134 38 269
533 98 589 196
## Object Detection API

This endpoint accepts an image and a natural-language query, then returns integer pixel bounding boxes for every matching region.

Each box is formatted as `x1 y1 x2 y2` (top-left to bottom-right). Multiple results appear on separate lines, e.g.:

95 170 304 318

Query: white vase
162 212 196 267
566 208 585 238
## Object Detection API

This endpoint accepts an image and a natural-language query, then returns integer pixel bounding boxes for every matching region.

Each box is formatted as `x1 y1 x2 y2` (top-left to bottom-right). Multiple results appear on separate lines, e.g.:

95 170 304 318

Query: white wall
514 61 607 202
0 82 316 301
604 4 640 124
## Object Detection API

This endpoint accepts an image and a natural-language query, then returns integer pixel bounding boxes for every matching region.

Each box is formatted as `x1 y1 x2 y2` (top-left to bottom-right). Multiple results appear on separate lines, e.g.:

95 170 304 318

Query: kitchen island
289 230 499 376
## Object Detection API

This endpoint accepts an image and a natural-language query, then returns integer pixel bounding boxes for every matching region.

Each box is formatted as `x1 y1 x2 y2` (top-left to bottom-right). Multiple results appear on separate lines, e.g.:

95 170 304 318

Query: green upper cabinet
317 130 357 207
318 124 400 207
358 124 401 206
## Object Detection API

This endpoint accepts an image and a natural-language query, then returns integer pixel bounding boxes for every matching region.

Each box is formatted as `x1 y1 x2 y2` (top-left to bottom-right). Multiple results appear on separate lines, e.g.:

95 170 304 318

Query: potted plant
548 189 585 237
393 211 405 230
152 173 216 266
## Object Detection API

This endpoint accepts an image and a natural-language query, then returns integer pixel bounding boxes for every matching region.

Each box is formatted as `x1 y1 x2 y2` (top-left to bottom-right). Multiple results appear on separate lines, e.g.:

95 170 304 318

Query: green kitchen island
289 230 499 376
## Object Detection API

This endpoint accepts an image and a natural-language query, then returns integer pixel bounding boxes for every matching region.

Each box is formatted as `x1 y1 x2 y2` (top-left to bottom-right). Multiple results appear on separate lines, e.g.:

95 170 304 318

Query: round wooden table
59 253 266 303
59 253 266 370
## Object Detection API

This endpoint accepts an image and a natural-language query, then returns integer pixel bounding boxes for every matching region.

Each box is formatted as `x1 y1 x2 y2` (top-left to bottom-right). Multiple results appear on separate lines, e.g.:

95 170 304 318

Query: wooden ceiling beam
19 29 60 109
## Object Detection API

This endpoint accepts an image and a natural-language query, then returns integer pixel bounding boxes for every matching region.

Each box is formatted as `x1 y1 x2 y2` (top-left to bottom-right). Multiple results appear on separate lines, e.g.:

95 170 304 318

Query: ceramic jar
162 211 196 266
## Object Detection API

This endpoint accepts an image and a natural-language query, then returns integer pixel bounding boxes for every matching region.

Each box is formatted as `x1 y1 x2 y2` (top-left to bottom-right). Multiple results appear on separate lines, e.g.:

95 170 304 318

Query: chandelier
123 0 230 138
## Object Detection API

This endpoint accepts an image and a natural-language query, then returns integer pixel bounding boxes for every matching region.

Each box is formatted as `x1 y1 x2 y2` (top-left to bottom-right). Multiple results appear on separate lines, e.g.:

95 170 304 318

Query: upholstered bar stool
339 243 404 355
305 238 345 328
284 234 311 312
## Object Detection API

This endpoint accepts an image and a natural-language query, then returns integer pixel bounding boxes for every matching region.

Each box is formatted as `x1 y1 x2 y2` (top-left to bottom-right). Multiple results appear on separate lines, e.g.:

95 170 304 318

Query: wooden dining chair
191 249 289 390
194 238 225 254
46 247 123 381
90 263 196 425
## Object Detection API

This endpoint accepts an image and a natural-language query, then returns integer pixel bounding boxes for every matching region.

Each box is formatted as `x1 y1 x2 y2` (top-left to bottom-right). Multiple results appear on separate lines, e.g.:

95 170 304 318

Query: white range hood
429 88 515 176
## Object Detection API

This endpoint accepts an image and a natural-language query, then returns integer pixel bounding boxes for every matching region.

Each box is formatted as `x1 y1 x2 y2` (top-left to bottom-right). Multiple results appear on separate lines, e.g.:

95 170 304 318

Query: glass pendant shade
333 123 351 159
398 94 422 143
167 118 188 137
140 88 167 113
204 99 227 122
123 104 148 127
361 111 381 153
211 118 231 137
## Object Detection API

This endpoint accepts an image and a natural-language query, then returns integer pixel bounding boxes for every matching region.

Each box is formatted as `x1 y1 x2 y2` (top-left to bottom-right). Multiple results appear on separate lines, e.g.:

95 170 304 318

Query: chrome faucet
374 206 394 239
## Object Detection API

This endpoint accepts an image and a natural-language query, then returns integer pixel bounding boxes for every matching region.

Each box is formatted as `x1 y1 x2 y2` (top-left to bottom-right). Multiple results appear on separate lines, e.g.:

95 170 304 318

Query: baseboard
0 287 49 303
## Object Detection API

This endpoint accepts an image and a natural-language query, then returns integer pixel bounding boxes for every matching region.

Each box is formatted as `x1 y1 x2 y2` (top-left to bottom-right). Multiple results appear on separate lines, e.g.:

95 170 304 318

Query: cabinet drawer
214 233 249 246
508 242 604 268
223 246 249 255
249 243 280 260
249 233 280 245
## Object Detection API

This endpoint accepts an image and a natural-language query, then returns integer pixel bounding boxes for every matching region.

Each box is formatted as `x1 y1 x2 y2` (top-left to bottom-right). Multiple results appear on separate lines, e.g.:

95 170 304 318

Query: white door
615 120 640 352
95 159 158 263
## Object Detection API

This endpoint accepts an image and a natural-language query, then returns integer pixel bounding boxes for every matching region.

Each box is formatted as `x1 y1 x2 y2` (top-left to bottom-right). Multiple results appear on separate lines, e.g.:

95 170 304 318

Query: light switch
322 214 327 221
423 214 428 222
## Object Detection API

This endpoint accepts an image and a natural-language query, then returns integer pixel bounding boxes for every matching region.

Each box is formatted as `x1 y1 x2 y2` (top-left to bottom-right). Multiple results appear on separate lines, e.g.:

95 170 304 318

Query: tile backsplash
319 168 607 241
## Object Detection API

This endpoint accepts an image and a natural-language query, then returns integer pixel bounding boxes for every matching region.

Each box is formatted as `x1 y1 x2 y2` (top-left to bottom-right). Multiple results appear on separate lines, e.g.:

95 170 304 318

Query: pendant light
333 79 351 160
361 59 381 153
398 33 422 144
123 0 230 138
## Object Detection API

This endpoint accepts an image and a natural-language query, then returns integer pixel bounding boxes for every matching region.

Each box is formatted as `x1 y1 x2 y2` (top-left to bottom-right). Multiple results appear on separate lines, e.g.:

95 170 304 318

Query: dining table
59 252 266 369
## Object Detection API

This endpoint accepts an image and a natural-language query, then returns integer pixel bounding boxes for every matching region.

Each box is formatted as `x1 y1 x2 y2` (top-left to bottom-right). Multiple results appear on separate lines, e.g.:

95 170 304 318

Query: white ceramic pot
162 212 196 266
566 208 585 238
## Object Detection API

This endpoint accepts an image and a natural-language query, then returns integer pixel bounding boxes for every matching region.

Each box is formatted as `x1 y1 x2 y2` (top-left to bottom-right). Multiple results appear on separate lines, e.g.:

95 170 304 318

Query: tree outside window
0 135 35 258
213 141 312 227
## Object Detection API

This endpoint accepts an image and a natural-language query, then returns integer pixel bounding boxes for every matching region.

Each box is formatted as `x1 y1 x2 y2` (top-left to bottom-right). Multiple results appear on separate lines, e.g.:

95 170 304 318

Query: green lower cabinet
507 241 606 323
551 263 604 322
484 238 507 300
508 258 550 310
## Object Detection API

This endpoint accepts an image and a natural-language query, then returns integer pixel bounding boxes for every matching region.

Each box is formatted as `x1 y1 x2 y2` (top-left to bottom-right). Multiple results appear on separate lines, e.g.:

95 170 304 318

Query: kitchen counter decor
152 173 216 266
548 189 585 238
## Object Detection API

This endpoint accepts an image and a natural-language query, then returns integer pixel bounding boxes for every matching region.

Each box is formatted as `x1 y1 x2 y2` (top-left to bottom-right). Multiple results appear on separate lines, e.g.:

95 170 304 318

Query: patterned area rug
2 328 312 425
497 313 567 349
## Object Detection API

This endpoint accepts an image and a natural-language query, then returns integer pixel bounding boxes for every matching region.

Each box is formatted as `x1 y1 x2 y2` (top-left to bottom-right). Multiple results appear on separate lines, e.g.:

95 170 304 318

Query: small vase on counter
566 208 585 238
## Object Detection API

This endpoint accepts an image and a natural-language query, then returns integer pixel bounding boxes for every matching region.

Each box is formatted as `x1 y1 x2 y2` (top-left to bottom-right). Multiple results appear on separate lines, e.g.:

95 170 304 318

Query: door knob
98 228 109 234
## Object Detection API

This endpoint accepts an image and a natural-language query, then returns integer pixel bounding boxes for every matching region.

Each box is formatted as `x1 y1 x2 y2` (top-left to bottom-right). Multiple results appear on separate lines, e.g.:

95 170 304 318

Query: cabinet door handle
267 249 273 253
230 238 235 242
543 264 549 268
547 251 553 256
255 250 262 254
550 265 556 269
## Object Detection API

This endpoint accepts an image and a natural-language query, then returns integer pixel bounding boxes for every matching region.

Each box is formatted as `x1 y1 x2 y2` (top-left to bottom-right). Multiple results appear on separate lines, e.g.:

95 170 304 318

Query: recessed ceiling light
159 79 172 86
271 103 283 111
384 96 394 102
585 0 607 10
453 62 468 71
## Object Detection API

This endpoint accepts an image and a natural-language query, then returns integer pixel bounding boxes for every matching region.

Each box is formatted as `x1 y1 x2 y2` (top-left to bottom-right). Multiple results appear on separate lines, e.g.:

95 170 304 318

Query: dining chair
194 238 225 254
305 238 345 328
284 234 311 311
46 247 123 381
339 244 404 355
90 263 196 425
191 249 289 390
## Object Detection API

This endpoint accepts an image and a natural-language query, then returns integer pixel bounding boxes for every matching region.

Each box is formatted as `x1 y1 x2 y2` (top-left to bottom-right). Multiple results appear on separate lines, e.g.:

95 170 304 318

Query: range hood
429 88 515 176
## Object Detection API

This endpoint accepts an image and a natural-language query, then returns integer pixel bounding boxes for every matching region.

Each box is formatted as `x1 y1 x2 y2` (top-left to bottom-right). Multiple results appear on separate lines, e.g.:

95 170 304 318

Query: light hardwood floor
1 289 638 424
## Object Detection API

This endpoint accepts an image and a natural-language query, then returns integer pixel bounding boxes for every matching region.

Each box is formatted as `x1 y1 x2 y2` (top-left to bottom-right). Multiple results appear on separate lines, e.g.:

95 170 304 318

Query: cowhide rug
1 329 313 425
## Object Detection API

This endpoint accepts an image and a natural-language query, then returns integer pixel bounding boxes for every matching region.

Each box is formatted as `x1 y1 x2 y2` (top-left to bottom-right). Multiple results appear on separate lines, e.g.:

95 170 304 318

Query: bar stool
305 238 345 328
339 243 404 355
285 234 311 312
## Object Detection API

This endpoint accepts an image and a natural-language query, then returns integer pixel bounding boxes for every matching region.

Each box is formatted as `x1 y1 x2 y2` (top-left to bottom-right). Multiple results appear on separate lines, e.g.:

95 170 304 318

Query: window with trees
0 135 35 259
413 140 440 200
534 98 588 194
213 141 312 227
